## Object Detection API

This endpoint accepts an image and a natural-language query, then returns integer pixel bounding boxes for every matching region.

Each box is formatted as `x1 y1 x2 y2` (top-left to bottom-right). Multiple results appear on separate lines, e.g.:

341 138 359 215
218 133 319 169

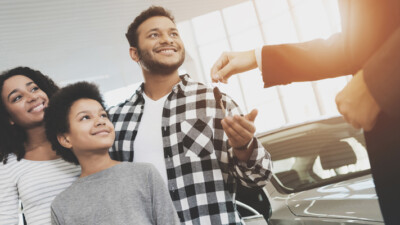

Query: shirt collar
172 74 191 95
128 74 192 103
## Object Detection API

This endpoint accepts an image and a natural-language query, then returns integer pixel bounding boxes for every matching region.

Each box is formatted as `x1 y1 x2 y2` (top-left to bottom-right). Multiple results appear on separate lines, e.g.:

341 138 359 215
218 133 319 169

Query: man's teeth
160 49 174 53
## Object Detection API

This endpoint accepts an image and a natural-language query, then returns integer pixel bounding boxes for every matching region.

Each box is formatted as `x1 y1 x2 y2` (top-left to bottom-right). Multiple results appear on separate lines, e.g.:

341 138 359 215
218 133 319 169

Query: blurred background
0 0 350 134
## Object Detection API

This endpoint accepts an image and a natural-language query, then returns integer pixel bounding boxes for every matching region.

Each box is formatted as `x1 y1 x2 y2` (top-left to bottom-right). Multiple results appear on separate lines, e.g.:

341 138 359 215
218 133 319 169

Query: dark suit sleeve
363 27 400 117
260 0 399 88
261 34 352 87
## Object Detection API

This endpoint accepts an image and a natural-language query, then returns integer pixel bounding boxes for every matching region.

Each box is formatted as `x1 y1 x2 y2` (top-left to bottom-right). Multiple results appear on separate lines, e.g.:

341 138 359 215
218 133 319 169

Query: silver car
237 116 383 225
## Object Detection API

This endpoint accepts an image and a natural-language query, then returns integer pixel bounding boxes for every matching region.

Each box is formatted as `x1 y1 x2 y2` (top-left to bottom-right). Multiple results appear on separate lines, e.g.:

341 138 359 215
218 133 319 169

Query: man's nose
159 33 173 44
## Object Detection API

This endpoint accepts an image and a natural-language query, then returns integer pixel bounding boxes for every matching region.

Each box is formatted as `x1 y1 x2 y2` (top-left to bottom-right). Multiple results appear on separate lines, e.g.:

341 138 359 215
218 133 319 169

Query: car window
259 117 370 192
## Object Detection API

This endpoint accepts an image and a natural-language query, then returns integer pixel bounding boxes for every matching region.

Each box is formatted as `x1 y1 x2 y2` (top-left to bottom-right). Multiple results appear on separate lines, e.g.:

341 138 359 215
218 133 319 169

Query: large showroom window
104 0 349 134
184 0 348 133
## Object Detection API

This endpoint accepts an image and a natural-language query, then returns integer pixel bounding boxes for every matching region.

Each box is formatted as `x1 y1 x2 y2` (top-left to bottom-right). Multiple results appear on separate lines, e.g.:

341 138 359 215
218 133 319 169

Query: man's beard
137 46 185 75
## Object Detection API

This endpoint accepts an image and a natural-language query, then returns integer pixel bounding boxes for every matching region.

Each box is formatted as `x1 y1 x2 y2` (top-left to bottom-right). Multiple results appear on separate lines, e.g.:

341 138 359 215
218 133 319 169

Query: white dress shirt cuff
255 47 262 72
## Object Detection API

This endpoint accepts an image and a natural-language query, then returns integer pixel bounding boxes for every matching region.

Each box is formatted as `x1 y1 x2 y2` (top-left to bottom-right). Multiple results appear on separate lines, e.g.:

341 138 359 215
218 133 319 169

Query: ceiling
0 0 247 93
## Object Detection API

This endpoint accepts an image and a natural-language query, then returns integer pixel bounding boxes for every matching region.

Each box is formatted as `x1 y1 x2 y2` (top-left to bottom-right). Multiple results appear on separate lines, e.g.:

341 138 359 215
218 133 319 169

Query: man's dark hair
44 82 106 165
0 67 59 164
125 6 175 48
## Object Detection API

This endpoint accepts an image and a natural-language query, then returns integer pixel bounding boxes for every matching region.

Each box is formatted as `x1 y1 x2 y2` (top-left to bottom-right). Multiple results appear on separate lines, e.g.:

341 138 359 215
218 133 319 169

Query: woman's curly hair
0 67 59 164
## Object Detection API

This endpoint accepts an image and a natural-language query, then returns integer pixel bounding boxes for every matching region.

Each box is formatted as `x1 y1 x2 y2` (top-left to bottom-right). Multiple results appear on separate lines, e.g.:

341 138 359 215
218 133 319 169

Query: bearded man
108 6 272 225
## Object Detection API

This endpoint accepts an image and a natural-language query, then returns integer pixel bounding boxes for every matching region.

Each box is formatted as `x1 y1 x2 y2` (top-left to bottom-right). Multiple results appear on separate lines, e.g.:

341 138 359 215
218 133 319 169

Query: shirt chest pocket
180 117 214 158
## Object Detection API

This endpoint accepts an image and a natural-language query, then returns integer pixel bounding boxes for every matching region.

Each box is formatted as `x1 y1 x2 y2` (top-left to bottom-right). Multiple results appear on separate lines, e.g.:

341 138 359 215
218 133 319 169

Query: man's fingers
211 53 229 82
215 63 235 83
350 120 361 130
363 118 377 131
335 70 381 131
222 109 258 147
223 117 253 140
221 119 247 144
210 53 236 83
244 109 258 122
233 115 256 134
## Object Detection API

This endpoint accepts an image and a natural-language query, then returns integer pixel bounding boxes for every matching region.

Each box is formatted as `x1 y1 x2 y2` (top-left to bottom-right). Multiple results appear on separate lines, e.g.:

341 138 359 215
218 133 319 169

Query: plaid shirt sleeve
218 93 272 188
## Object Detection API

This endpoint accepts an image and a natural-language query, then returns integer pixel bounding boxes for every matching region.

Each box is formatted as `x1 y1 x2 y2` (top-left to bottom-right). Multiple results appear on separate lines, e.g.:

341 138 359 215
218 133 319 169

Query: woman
0 67 81 225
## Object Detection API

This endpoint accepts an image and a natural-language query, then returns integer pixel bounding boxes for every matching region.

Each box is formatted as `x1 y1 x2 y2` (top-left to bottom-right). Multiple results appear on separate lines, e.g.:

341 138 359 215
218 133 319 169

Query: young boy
44 82 179 225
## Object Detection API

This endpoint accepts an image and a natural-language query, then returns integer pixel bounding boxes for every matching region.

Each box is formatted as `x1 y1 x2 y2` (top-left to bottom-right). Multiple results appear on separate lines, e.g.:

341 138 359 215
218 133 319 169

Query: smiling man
108 6 272 224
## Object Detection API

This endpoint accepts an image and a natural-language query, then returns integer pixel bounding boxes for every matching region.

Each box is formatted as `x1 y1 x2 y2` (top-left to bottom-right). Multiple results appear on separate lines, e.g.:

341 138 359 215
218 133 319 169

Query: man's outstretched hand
211 50 258 83
222 109 258 162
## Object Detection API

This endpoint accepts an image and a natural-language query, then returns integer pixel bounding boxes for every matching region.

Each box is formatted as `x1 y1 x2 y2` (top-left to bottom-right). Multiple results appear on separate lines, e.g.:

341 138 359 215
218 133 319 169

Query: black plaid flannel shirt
108 74 272 225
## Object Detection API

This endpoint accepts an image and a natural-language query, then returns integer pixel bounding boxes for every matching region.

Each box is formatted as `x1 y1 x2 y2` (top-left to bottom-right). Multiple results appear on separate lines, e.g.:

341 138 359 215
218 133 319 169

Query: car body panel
251 116 384 225
287 174 383 223
265 175 384 225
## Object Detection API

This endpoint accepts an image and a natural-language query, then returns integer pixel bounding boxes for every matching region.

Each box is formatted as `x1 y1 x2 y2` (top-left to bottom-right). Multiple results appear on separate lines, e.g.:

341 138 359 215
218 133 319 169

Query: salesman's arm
211 1 398 87
335 27 400 131
362 27 400 117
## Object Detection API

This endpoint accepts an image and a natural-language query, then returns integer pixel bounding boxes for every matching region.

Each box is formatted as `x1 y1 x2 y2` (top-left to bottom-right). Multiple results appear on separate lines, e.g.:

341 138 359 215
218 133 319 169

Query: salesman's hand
221 109 258 161
335 70 381 131
211 50 258 83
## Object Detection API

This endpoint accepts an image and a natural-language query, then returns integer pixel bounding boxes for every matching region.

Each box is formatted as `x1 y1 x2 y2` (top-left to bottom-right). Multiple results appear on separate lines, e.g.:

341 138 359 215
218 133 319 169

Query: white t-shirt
134 93 169 185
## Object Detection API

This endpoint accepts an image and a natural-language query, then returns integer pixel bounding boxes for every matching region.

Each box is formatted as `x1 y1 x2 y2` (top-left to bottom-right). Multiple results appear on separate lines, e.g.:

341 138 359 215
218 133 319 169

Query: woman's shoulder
0 154 18 167
1 155 79 173
0 154 23 181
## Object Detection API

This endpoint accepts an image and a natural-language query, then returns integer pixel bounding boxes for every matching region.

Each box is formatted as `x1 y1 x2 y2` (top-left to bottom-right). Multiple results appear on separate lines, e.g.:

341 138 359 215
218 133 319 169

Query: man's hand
211 50 258 84
335 70 381 131
221 109 258 161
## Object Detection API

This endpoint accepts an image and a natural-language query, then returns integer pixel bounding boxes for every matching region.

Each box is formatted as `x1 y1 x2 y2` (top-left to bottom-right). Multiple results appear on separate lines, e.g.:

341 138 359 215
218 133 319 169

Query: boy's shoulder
119 162 157 174
50 180 79 211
